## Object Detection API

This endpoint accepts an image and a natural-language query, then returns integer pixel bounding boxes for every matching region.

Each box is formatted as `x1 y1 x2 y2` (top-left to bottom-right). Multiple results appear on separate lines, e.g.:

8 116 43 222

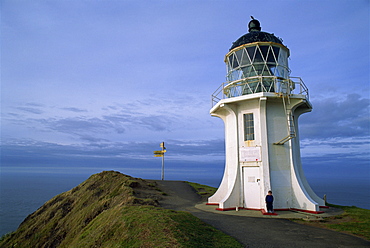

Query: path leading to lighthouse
154 180 370 248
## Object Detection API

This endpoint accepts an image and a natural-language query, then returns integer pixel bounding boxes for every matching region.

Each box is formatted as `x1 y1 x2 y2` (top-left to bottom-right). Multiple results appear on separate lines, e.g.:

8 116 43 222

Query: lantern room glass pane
254 47 263 63
268 65 277 75
277 66 288 78
253 64 264 75
228 69 243 81
240 48 250 65
227 61 232 72
246 47 255 62
272 46 280 61
242 66 253 78
278 49 288 68
259 45 269 61
262 64 273 76
266 47 276 63
229 53 237 69
235 49 243 66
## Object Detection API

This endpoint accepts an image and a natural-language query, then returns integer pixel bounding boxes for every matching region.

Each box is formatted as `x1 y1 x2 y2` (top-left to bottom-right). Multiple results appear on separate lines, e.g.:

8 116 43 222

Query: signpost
153 142 166 180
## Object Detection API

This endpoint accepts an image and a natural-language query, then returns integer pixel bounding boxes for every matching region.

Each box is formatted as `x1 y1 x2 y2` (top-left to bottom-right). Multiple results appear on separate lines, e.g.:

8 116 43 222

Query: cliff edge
0 171 241 248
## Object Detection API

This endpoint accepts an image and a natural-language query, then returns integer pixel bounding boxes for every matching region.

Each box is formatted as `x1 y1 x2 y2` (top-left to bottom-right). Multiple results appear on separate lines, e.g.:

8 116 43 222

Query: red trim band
261 209 278 215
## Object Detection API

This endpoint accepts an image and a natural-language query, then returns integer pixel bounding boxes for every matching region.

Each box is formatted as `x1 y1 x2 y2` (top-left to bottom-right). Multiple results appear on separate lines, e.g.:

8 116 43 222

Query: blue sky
1 1 369 185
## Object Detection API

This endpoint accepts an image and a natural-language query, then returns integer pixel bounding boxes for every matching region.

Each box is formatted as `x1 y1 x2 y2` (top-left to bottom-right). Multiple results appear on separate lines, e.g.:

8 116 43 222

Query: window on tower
244 113 255 141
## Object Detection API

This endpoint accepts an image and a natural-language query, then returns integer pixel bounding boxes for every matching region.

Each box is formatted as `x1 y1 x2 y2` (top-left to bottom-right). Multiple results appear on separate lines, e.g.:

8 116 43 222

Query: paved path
154 180 370 248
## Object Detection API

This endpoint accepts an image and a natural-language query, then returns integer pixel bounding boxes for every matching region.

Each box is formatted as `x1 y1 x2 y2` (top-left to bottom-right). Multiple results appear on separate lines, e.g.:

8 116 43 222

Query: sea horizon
1 170 369 237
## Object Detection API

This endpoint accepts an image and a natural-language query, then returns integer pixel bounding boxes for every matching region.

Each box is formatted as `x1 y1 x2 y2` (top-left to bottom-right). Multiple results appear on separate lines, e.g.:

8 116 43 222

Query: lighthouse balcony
211 76 308 106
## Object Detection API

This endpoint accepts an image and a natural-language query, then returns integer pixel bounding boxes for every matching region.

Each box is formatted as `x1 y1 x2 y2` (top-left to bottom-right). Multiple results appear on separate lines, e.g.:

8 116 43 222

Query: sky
1 0 369 186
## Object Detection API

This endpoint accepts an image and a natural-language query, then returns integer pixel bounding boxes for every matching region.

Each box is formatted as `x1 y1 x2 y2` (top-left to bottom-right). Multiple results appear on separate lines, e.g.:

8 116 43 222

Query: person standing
265 191 274 213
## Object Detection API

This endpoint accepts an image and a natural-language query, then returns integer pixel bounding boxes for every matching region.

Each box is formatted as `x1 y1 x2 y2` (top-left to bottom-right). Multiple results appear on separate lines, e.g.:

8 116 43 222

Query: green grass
66 205 242 248
186 182 217 198
0 171 242 248
324 203 370 240
294 203 370 241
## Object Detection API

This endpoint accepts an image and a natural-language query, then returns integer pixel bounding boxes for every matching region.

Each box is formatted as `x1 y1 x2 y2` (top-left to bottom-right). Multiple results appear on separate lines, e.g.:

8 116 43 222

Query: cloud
14 103 45 115
78 135 110 143
61 107 88 113
166 139 225 156
301 137 369 159
1 1 368 186
45 117 112 133
0 138 224 162
103 113 173 132
15 107 44 114
0 138 226 184
299 94 370 139
137 115 170 131
2 100 187 143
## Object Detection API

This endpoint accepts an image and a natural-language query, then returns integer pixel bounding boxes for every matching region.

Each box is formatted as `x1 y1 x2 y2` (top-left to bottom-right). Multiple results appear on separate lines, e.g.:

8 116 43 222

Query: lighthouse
208 18 325 213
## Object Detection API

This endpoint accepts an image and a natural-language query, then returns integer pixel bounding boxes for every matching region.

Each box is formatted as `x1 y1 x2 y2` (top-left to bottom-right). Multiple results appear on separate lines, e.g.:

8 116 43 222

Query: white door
243 166 261 209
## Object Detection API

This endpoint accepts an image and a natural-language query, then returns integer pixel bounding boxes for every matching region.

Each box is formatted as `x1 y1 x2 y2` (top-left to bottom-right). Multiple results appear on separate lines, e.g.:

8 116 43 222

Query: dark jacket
266 195 274 203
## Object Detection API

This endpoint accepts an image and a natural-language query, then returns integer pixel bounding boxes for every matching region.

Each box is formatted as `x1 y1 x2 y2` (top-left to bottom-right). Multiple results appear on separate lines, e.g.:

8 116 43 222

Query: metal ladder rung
274 93 296 145
287 113 295 135
273 135 295 145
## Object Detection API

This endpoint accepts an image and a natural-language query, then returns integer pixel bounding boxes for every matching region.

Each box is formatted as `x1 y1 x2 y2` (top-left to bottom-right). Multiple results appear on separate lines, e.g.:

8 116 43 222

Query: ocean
0 171 369 237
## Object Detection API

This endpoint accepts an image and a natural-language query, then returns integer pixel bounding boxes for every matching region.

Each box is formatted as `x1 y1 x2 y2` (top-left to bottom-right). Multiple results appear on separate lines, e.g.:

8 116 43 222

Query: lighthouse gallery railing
211 76 309 107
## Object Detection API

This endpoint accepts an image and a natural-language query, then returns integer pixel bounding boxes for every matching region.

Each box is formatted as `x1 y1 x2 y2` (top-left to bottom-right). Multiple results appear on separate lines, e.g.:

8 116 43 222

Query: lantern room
222 19 292 98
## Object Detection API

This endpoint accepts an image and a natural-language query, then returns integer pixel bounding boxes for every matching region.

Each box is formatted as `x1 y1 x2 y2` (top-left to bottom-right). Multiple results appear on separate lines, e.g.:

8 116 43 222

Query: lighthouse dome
230 19 284 50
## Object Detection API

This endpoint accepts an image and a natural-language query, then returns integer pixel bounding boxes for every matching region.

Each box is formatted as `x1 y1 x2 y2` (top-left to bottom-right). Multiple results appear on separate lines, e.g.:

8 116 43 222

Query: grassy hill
0 171 242 248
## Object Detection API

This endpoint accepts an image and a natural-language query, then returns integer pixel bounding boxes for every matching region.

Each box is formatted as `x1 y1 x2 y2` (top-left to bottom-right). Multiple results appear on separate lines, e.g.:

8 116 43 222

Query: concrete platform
196 202 344 220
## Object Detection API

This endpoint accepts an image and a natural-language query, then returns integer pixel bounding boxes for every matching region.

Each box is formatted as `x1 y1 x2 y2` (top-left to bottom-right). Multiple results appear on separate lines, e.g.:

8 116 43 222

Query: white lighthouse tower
208 18 325 213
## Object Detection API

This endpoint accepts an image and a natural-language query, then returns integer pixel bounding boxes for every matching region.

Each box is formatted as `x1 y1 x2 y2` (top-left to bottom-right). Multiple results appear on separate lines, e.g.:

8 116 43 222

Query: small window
244 113 254 141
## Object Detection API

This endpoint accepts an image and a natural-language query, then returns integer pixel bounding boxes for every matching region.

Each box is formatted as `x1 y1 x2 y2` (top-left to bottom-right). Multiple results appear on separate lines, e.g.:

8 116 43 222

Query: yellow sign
155 142 166 180
154 150 166 154
153 150 166 157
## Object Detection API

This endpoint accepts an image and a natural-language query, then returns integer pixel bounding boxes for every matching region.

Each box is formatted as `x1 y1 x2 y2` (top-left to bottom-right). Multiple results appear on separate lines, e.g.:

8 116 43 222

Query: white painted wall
208 93 324 212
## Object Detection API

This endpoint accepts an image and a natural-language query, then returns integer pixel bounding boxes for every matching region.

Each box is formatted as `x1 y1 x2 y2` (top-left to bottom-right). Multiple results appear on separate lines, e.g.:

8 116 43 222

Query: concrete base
197 202 343 220
210 203 328 215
